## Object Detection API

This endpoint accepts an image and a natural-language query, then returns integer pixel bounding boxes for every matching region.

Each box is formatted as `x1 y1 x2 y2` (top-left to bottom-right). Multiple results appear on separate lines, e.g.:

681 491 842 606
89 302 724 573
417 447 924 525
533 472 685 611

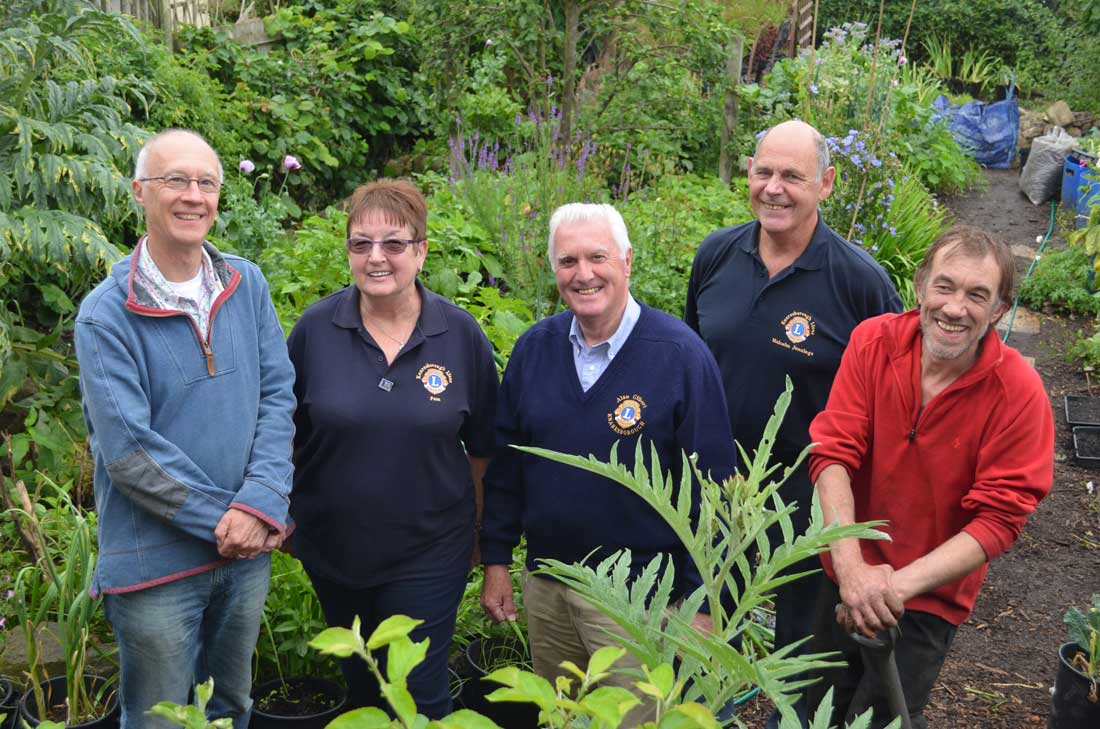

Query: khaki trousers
523 571 656 725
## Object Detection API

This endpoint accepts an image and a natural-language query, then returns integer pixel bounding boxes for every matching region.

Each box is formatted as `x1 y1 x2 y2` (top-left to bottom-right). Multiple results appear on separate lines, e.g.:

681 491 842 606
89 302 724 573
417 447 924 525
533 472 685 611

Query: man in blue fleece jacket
479 203 736 720
75 129 295 729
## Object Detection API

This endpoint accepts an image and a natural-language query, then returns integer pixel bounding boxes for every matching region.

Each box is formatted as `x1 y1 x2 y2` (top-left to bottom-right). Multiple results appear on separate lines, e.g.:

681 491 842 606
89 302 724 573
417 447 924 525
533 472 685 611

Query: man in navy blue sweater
686 120 902 728
480 203 736 720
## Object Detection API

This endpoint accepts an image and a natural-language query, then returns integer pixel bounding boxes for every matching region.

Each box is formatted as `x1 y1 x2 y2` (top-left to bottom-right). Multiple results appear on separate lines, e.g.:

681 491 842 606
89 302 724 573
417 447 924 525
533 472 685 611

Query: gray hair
753 122 830 180
547 203 632 271
133 128 224 183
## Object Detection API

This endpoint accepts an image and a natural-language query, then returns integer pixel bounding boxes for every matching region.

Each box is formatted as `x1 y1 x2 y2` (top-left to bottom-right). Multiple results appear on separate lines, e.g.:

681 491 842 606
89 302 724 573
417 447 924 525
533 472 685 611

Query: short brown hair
914 225 1015 306
345 178 427 240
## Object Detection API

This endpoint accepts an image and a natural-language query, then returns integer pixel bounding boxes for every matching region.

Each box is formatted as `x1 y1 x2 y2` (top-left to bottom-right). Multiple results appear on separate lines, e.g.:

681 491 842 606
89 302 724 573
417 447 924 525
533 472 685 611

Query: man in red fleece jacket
805 225 1054 729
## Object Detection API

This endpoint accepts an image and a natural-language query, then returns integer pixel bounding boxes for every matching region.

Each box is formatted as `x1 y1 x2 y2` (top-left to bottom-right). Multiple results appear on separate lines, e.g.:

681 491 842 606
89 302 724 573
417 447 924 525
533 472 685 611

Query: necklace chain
367 317 415 348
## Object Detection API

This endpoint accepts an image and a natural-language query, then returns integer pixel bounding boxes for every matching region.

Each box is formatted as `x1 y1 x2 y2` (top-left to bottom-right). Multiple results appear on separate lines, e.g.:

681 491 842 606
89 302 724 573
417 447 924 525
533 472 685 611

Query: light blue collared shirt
568 295 641 391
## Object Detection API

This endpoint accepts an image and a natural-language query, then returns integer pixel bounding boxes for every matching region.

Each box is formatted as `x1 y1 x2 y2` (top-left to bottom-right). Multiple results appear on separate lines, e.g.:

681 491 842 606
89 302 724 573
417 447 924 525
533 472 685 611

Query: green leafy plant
1064 593 1100 701
518 378 892 723
1069 200 1100 264
0 0 147 294
311 614 723 729
259 208 350 332
922 36 954 81
1018 247 1100 316
739 21 979 197
254 552 340 686
177 0 422 211
957 48 1005 96
147 677 233 729
620 174 754 317
10 483 112 725
1072 327 1100 369
0 0 148 504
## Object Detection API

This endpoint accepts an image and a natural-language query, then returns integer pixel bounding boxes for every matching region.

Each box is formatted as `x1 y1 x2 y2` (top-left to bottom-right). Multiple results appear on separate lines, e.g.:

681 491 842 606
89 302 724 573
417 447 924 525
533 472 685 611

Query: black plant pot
1 675 18 729
18 675 118 729
1049 642 1100 729
250 677 347 729
460 637 540 729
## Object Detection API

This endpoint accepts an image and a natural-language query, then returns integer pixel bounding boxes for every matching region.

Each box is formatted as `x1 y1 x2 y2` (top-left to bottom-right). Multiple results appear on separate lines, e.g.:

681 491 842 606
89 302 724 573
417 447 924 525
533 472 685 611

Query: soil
732 168 1100 728
254 679 341 717
1073 428 1100 466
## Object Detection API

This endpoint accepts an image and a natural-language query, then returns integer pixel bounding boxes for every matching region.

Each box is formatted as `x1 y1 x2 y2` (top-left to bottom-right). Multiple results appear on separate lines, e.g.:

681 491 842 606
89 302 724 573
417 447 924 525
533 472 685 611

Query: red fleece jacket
809 310 1054 625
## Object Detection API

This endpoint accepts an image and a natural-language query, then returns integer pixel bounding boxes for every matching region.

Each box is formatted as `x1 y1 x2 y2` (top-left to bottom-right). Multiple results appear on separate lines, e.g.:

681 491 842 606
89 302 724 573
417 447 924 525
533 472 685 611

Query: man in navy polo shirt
480 203 736 724
685 119 902 727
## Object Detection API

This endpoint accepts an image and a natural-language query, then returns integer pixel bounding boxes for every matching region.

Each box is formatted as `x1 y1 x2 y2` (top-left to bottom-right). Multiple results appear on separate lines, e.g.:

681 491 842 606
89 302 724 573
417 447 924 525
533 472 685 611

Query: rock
0 622 66 678
1018 108 1049 149
1074 111 1100 132
1046 100 1074 127
1067 126 1083 137
0 622 115 681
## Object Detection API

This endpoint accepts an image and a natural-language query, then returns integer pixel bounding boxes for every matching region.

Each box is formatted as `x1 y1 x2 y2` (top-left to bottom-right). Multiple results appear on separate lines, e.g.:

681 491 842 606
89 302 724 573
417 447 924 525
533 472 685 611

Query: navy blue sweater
480 303 736 598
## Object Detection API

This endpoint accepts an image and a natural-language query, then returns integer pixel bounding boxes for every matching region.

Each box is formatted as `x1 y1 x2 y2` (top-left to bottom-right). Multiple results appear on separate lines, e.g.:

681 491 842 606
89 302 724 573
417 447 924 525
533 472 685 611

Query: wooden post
719 34 745 186
159 0 174 50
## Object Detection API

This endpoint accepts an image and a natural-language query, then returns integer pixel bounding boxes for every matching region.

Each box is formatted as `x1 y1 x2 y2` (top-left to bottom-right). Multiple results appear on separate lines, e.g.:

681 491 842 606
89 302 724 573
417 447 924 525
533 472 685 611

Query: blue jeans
104 556 271 729
307 566 467 720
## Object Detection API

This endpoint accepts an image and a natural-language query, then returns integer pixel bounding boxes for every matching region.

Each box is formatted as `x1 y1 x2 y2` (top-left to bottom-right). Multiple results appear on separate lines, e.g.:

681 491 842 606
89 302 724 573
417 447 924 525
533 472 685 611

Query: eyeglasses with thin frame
345 237 423 255
138 176 221 194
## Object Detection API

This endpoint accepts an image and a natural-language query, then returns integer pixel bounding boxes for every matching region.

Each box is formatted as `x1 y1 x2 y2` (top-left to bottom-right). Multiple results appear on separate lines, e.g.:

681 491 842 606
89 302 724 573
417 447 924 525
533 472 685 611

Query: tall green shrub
815 0 1064 92
0 0 148 311
0 0 149 467
178 0 424 210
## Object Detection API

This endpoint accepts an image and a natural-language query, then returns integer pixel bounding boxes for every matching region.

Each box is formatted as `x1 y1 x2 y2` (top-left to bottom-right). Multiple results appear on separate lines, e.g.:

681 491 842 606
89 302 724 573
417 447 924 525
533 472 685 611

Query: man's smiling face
917 244 1007 366
133 132 221 253
747 122 834 242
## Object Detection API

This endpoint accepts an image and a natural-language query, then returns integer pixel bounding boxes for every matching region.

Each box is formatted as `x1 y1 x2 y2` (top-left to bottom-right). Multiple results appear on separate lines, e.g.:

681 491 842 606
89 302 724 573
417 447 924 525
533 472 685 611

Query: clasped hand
214 509 282 560
836 561 905 638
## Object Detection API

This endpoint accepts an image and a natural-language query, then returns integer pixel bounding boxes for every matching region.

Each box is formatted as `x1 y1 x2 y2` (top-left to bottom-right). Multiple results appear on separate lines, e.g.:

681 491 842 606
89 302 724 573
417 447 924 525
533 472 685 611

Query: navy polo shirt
685 217 902 508
287 282 498 588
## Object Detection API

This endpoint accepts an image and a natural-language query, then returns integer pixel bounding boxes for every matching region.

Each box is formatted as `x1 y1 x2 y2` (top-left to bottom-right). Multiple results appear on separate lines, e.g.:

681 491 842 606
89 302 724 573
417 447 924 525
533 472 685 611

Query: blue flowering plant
448 100 609 319
822 130 950 305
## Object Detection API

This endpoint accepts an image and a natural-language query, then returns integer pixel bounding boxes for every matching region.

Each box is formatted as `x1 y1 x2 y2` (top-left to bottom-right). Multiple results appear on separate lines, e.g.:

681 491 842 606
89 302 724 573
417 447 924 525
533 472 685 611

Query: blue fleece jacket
75 241 296 595
480 303 736 599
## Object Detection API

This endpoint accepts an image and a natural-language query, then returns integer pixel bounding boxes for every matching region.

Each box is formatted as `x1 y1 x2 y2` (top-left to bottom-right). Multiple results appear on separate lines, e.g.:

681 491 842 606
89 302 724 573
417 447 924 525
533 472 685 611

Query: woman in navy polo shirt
287 179 498 718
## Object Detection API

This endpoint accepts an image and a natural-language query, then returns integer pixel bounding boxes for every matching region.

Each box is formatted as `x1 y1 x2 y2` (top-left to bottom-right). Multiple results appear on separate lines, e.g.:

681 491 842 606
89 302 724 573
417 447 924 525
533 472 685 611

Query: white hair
547 203 632 271
133 128 224 183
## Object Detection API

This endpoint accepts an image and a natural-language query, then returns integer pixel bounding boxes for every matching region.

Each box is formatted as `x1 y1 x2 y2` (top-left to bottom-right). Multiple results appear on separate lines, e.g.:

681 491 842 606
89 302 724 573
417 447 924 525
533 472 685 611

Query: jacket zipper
198 280 235 376
128 280 238 377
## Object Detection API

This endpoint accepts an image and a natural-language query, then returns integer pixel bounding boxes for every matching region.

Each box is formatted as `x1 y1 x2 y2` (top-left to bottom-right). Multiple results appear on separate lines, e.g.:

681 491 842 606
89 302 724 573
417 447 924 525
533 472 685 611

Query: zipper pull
908 428 916 443
202 340 215 376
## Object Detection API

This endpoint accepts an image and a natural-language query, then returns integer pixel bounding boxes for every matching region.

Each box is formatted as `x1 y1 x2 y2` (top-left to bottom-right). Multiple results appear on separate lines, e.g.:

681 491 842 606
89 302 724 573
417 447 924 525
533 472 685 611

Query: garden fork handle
849 624 913 729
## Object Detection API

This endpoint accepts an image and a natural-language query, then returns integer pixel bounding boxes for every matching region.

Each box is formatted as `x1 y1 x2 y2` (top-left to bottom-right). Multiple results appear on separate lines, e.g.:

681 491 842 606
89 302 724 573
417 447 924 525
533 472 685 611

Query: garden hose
1001 200 1057 344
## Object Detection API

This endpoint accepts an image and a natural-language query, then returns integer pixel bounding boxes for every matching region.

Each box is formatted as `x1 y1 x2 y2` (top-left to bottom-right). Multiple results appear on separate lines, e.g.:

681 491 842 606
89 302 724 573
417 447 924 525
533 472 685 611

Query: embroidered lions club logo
608 394 647 436
782 311 815 344
417 363 452 396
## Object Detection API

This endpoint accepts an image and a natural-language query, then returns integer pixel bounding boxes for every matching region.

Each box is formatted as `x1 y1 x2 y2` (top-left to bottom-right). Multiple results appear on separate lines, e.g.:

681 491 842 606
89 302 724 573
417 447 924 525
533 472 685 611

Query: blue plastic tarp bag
932 83 1019 169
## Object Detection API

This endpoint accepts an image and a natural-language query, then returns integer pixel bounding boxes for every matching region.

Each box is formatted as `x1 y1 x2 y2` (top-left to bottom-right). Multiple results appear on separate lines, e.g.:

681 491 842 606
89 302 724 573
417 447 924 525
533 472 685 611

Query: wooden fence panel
92 0 211 29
